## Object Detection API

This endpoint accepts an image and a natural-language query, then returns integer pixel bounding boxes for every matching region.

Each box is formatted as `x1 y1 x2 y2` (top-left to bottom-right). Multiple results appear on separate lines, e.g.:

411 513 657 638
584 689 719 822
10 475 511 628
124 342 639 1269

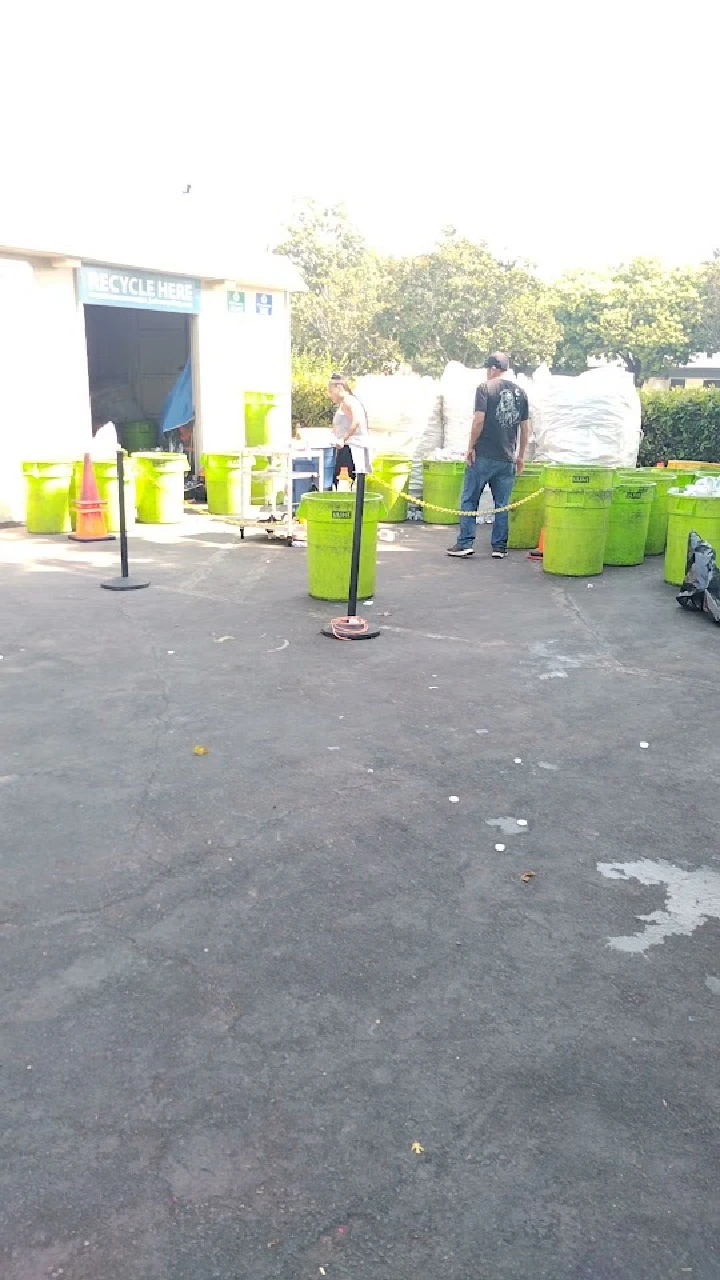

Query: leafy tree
553 259 704 384
377 232 560 376
275 201 399 374
696 251 720 357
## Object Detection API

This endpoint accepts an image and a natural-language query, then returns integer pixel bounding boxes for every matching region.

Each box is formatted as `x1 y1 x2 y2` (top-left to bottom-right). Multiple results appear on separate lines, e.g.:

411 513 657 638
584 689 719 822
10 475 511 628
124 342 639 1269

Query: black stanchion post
101 450 150 592
322 468 380 640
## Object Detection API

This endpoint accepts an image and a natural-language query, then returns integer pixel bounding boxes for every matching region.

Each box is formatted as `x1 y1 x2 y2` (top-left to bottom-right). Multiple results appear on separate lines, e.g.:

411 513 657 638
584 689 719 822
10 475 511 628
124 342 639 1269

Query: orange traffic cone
69 454 115 542
528 527 544 560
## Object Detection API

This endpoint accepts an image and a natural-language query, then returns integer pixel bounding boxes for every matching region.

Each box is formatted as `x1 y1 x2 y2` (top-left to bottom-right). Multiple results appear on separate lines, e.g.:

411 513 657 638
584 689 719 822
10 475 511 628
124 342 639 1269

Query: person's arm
516 419 529 473
466 384 488 463
339 394 361 444
466 411 486 463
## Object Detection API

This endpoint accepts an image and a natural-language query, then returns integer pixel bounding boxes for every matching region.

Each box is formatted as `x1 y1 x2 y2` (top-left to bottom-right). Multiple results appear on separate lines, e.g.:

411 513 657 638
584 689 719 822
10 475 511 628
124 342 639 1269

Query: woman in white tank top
328 373 371 485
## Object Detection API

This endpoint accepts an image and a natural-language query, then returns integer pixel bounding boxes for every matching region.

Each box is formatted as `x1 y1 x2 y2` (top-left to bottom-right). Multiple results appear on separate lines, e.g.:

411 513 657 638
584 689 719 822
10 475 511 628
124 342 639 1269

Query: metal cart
225 448 296 545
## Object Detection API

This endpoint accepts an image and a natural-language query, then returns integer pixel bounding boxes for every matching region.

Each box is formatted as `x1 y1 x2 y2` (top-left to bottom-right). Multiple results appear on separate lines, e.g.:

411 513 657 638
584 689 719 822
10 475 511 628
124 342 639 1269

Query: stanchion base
100 577 150 592
70 533 116 542
322 616 380 641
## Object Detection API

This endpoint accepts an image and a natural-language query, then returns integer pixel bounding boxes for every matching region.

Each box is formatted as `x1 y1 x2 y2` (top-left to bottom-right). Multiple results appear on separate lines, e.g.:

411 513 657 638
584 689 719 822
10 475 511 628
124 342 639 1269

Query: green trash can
664 491 720 586
23 461 74 534
614 468 695 555
368 453 413 521
133 452 190 524
543 465 614 576
507 464 545 549
120 421 158 453
604 481 656 566
297 491 382 600
202 453 243 515
422 459 466 525
245 392 276 504
94 456 137 533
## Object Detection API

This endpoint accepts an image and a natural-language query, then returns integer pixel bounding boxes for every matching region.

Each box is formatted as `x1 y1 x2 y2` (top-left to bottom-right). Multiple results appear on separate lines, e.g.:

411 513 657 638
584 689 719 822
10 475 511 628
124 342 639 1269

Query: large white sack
440 361 540 460
531 366 641 468
354 373 443 495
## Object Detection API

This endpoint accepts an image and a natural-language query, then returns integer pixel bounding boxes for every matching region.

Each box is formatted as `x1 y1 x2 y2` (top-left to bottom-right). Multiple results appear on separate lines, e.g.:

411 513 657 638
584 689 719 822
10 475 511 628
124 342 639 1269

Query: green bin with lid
507 464 545 549
296 491 382 600
422 459 466 525
133 452 190 524
368 453 413 521
614 468 695 555
604 481 656 565
543 465 614 576
23 461 74 534
664 491 720 586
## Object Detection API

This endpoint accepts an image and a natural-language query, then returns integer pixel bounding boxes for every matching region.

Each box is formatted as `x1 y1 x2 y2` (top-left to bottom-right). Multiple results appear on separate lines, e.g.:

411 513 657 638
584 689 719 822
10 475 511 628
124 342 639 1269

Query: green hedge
291 353 334 432
639 388 720 465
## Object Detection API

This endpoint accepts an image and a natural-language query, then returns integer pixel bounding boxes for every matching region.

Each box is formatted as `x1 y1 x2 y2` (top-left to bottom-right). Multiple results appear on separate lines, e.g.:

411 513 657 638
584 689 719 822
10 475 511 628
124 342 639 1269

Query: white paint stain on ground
537 761 558 771
538 670 568 680
705 976 720 995
487 817 528 836
597 859 720 954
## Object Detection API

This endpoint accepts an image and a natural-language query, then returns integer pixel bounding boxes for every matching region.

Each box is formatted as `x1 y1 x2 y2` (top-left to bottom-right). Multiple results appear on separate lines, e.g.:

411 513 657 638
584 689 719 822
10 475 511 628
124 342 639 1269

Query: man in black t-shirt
447 352 530 559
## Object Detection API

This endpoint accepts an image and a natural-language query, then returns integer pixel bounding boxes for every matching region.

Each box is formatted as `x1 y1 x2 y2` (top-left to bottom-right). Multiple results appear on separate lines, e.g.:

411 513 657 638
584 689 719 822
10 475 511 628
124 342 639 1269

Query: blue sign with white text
78 265 201 313
256 292 273 316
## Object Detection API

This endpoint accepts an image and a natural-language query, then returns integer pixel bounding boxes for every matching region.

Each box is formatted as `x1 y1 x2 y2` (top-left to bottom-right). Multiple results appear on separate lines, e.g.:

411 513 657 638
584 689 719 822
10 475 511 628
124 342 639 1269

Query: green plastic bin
422 459 466 525
368 453 413 521
614 468 695 555
133 452 190 524
297 491 382 600
23 461 74 534
543 465 614 576
664 491 720 586
604 481 656 566
507 464 545 549
245 392 276 504
121 421 158 453
202 453 243 515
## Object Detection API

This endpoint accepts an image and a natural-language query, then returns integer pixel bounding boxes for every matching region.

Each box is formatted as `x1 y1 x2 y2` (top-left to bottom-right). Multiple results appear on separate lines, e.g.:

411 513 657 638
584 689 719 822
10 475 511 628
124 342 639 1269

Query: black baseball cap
485 352 509 371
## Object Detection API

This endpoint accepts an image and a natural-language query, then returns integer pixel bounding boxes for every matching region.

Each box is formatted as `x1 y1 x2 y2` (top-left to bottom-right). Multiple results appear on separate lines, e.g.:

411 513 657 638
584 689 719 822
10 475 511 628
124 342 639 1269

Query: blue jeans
456 455 516 550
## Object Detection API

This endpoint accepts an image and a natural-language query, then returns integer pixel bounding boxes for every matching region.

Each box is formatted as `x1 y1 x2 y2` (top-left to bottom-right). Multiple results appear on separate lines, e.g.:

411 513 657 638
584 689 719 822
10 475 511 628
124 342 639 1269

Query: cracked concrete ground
1 518 719 1279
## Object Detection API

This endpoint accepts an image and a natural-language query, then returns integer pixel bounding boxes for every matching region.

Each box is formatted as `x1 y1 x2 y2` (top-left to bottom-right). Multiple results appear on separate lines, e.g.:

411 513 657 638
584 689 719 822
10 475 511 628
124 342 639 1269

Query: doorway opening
83 305 195 468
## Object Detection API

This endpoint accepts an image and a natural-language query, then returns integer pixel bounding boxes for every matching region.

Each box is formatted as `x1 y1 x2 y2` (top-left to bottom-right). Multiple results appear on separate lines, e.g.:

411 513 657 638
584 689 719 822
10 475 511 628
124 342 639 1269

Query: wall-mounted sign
78 265 201 313
256 292 273 316
227 289 246 313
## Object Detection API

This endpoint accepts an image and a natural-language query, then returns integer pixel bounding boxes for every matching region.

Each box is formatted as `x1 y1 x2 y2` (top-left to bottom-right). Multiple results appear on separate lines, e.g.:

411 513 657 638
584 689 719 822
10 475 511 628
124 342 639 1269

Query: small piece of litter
27 1064 32 1070
449 796 460 803
476 728 489 734
203 948 209 953
495 843 506 852
339 715 344 719
411 1142 425 1155
193 745 209 756
428 686 439 690
520 871 536 883
328 746 340 751
587 584 594 589
537 761 558 770
640 741 649 749
517 819 528 827
364 598 374 605
514 758 522 764
319 1269 327 1276
167 650 175 655
367 768 374 773
214 635 235 643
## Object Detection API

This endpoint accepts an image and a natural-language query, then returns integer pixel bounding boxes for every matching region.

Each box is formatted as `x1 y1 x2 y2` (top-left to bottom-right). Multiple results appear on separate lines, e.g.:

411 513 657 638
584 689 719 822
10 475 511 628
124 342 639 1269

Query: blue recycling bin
292 456 320 510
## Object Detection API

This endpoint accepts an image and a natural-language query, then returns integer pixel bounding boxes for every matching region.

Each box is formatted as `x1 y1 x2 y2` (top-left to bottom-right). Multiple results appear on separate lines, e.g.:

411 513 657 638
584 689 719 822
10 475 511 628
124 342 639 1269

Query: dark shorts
333 445 356 484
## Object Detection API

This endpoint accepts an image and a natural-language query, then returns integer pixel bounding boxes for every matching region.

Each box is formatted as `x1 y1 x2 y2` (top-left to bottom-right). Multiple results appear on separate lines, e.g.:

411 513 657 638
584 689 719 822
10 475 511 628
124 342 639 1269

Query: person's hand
466 447 476 465
516 456 525 475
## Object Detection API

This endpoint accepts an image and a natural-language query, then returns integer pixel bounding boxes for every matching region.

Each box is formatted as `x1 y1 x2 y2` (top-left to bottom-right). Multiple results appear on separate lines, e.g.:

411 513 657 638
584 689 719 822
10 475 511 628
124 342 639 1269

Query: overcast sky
2 0 718 277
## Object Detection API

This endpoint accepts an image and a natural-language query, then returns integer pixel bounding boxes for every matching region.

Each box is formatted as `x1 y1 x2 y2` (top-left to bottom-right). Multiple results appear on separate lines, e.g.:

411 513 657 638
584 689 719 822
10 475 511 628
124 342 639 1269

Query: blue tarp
160 359 193 434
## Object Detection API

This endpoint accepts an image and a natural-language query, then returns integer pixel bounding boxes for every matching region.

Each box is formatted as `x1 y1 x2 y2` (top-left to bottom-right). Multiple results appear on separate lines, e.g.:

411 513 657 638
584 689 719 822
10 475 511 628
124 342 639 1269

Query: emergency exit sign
77 265 201 313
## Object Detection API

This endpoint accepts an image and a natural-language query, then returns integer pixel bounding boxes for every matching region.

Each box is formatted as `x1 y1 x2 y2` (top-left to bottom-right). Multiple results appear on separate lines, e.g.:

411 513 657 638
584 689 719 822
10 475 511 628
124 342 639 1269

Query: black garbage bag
676 532 720 623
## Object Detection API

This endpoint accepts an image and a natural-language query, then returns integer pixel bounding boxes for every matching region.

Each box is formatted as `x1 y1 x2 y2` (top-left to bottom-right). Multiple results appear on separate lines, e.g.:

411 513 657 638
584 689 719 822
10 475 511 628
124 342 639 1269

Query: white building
0 224 305 522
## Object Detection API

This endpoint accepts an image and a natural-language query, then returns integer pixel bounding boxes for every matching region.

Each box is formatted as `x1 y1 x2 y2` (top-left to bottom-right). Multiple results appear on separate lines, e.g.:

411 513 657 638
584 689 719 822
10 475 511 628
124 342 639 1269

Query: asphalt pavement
1 517 718 1279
